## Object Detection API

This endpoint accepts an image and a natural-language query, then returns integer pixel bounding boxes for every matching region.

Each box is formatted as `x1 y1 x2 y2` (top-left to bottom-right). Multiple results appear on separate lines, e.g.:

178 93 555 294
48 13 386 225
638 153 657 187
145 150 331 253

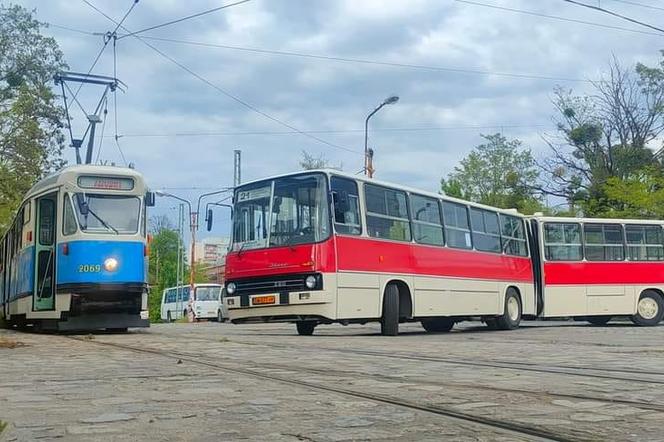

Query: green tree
542 56 664 216
0 4 67 229
603 167 664 219
148 216 182 322
441 133 544 214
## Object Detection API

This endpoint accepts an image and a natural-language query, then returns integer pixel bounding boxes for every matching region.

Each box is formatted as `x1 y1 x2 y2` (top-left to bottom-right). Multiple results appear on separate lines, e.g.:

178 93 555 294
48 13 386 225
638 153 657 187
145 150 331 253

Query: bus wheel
296 321 316 336
381 284 400 336
167 311 173 323
587 315 612 326
631 291 664 326
217 310 225 323
495 289 522 331
421 318 454 333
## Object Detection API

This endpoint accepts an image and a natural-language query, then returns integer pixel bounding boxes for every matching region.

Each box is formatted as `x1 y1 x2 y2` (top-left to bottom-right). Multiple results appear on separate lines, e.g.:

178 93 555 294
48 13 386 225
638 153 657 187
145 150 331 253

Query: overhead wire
111 33 128 166
117 0 252 40
81 0 361 155
44 22 97 35
603 0 664 12
561 0 664 34
136 36 591 83
74 0 139 100
453 0 663 36
94 96 109 164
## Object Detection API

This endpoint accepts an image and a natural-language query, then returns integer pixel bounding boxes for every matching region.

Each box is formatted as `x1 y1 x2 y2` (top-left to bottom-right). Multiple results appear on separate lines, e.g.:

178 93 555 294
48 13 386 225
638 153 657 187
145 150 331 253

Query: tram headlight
226 282 236 295
305 275 317 289
104 257 119 272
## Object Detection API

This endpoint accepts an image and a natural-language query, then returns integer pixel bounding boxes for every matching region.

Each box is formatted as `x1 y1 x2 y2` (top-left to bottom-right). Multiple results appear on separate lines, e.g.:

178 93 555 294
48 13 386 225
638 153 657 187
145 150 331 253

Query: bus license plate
253 295 276 305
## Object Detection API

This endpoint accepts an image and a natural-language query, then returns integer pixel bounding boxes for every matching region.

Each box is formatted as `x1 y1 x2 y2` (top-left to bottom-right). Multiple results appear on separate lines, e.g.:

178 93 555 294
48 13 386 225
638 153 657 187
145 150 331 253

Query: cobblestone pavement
1 321 664 441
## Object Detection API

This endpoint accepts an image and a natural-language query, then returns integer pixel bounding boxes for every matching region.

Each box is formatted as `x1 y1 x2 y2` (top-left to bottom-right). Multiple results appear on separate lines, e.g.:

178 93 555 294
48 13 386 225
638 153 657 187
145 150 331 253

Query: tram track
149 330 664 385
67 336 581 442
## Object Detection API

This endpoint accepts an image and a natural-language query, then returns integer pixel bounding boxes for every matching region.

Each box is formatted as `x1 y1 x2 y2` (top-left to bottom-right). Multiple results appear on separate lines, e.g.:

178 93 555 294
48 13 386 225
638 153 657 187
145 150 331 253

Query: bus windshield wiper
86 207 119 235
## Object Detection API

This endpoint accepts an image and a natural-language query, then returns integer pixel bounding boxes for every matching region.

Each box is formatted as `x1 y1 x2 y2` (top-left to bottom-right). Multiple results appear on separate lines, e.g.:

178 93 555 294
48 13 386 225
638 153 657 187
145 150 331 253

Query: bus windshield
232 173 330 251
195 286 221 301
73 193 141 234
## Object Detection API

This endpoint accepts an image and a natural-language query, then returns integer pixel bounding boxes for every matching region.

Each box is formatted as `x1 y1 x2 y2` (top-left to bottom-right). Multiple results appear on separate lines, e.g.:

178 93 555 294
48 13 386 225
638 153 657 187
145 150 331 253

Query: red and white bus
221 170 664 335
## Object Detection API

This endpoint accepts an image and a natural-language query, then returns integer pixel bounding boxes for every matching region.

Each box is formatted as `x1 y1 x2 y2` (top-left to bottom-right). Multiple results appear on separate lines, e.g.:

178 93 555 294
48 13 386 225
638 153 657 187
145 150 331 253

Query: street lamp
364 95 399 178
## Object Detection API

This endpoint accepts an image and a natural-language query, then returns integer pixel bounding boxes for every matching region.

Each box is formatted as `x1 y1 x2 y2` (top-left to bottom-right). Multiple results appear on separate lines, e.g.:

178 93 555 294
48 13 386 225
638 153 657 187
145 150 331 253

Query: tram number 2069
78 264 101 273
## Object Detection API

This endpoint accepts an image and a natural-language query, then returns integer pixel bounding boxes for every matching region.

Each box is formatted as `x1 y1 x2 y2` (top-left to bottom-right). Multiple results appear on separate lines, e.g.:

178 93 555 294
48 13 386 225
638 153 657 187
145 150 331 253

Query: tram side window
331 177 361 235
364 184 411 242
500 214 528 257
470 208 501 253
442 201 472 249
63 194 78 236
584 224 624 261
544 223 583 261
625 225 664 261
410 194 444 246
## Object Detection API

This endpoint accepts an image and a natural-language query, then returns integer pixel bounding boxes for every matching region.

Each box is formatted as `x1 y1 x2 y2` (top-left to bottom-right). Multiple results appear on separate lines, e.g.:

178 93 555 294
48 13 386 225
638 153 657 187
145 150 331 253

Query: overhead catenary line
604 0 664 12
137 35 591 83
44 22 97 35
82 0 361 155
561 0 664 34
74 0 139 99
106 124 553 138
453 0 663 37
117 0 252 40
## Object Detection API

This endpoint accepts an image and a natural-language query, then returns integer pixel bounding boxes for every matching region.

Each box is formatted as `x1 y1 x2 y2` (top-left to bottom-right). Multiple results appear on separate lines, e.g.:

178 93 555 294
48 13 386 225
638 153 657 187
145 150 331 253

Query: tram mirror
207 209 213 231
75 194 89 216
145 192 156 207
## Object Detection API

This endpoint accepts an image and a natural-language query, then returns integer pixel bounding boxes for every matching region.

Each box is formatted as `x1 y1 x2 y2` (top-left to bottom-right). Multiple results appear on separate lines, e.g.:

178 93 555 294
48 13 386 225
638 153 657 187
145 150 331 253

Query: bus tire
630 290 664 327
495 289 521 331
485 318 498 330
421 318 454 333
587 315 612 326
167 311 173 323
296 321 316 336
381 284 400 336
217 310 225 323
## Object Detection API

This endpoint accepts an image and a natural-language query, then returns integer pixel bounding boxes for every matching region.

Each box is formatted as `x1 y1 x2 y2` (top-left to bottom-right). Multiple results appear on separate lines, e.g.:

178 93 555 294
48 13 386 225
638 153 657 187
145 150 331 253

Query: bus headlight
305 275 317 289
104 258 119 272
226 282 236 295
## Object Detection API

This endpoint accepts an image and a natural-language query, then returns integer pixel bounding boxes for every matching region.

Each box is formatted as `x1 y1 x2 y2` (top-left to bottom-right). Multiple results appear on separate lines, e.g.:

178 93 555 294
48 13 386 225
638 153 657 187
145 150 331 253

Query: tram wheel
381 284 400 336
421 318 454 333
494 288 522 331
630 290 664 327
296 321 316 336
107 328 128 333
586 315 612 326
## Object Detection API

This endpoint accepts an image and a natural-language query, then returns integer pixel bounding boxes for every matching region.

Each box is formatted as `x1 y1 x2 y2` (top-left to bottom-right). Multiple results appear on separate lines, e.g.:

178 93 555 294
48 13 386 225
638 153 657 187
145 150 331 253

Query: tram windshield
74 193 141 234
195 286 222 301
232 173 330 251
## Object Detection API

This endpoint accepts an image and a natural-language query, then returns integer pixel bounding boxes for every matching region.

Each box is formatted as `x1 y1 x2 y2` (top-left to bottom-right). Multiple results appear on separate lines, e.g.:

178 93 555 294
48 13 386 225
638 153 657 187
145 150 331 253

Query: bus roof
235 168 525 217
532 215 664 225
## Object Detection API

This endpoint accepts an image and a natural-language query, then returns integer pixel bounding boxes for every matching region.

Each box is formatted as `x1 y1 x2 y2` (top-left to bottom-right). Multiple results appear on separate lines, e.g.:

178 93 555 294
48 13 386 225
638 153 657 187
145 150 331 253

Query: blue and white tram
0 164 155 331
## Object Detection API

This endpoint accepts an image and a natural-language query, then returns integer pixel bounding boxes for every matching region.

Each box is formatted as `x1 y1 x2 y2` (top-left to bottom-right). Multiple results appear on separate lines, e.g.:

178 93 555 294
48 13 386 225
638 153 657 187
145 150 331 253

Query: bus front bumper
224 288 334 322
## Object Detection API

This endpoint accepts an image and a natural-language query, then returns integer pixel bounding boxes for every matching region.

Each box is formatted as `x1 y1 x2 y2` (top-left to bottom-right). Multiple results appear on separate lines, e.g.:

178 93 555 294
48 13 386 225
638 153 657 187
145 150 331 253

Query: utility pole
364 96 399 178
175 203 184 319
234 149 242 186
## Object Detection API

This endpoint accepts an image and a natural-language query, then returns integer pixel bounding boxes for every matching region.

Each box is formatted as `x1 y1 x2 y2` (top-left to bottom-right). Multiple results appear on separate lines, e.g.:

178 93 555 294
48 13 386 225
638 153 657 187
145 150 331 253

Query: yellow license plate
253 295 276 305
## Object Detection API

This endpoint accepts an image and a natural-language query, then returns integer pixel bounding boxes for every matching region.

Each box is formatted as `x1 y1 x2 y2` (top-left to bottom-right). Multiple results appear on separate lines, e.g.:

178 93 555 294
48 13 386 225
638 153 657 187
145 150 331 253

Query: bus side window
584 223 624 261
470 208 501 253
626 224 664 261
331 177 361 235
500 214 528 257
364 184 411 242
442 201 472 249
410 194 444 246
544 223 582 261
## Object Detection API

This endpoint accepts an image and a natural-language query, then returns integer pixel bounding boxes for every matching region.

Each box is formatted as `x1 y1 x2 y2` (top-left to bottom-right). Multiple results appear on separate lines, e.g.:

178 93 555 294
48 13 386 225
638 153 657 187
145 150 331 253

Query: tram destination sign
78 175 134 191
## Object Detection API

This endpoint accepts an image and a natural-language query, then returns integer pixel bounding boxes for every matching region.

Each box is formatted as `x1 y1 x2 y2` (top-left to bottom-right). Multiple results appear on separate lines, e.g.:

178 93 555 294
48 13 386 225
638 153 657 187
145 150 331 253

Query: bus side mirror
145 192 156 207
207 209 213 231
335 191 350 213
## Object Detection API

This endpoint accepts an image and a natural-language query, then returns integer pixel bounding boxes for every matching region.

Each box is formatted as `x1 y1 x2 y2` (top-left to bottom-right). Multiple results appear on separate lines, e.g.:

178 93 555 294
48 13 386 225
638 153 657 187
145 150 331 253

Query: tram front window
73 194 141 234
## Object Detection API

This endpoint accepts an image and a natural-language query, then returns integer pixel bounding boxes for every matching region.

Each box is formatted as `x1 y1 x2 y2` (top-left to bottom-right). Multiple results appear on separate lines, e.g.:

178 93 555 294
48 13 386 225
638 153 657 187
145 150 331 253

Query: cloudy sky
19 0 664 240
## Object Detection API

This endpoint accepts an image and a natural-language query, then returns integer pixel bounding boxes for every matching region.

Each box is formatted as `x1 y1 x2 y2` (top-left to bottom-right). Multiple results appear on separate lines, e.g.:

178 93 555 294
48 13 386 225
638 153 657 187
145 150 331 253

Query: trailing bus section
220 170 664 335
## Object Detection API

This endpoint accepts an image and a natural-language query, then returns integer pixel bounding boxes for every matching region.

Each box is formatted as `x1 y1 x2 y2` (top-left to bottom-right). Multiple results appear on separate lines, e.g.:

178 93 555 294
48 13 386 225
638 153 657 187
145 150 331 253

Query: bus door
33 193 57 311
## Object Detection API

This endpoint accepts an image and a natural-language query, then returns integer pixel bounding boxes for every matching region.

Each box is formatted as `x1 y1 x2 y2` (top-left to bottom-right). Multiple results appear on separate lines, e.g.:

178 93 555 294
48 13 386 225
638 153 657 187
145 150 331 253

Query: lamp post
364 95 399 178
155 191 195 321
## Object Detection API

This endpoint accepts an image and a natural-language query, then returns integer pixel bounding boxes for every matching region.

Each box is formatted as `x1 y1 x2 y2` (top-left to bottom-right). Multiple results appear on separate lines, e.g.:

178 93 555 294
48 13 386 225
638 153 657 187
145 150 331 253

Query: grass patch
0 337 24 349
0 420 6 435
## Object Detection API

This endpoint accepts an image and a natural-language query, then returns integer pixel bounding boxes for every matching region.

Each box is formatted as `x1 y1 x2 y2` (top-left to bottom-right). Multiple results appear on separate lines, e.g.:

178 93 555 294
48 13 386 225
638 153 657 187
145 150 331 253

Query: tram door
33 193 57 311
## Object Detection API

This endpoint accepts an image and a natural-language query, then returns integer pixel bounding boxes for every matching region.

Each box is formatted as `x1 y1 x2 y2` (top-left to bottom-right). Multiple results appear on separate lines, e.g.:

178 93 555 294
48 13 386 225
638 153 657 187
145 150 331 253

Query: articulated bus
0 164 155 332
220 170 664 336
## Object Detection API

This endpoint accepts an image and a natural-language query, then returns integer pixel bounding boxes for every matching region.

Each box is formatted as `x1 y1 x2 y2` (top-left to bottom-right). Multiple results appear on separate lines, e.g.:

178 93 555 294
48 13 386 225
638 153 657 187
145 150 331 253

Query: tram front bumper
56 313 149 331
